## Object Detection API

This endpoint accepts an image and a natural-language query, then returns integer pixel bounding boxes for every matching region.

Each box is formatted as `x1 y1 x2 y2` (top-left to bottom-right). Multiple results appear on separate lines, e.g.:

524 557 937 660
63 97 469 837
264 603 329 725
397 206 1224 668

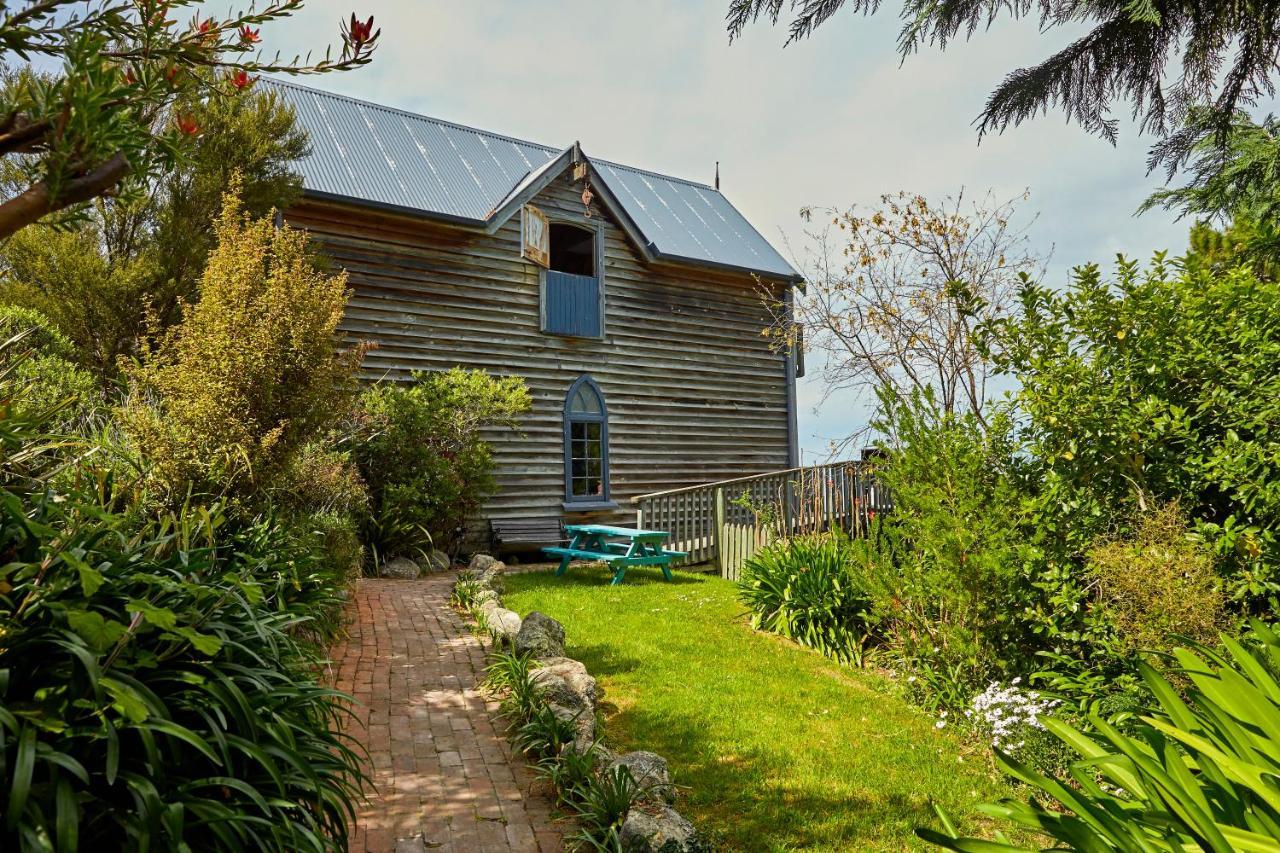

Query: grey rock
548 701 597 756
423 550 451 572
532 657 601 707
472 588 501 609
478 561 506 595
610 751 675 805
514 611 565 659
468 554 498 574
619 805 708 853
488 608 522 645
380 556 421 580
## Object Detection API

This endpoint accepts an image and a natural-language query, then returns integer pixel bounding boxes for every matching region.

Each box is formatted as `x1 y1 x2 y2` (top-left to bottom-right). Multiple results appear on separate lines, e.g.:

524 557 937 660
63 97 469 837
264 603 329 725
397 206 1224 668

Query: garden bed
502 565 1012 851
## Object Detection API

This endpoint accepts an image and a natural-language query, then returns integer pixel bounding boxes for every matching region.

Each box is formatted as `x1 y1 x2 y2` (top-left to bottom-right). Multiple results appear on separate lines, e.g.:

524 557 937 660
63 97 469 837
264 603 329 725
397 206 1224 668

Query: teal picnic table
544 524 687 585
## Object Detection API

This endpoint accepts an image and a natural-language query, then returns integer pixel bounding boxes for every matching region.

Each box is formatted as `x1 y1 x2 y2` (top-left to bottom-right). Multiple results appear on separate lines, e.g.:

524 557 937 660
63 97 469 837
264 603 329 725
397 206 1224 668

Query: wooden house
270 80 802 545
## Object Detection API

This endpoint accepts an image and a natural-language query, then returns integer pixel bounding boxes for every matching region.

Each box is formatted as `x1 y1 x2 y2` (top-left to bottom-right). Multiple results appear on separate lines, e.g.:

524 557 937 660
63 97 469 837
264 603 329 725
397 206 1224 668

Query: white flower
935 720 946 729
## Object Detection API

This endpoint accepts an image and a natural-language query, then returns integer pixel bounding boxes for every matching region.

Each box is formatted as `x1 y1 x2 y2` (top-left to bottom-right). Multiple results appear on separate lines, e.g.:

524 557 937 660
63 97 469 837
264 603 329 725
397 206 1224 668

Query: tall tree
0 82 309 377
0 1 378 239
770 190 1040 435
726 1 1280 147
1142 110 1280 276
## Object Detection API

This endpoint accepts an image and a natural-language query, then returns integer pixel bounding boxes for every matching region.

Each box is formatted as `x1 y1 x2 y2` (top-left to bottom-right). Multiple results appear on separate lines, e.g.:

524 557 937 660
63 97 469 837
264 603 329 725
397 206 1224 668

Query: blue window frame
542 222 604 339
563 375 611 506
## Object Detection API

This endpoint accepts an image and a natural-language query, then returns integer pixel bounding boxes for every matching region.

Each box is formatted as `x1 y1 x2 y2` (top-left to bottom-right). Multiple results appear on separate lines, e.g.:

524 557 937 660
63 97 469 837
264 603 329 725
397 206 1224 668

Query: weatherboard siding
285 172 792 531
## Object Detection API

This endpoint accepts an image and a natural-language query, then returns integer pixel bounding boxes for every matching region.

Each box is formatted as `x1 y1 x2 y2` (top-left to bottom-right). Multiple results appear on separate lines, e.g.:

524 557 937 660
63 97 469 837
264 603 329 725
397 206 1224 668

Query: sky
268 1 1193 459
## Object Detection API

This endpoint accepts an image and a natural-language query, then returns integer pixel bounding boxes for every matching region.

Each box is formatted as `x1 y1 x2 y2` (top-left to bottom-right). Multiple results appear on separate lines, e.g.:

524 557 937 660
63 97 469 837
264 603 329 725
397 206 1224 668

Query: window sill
562 500 619 512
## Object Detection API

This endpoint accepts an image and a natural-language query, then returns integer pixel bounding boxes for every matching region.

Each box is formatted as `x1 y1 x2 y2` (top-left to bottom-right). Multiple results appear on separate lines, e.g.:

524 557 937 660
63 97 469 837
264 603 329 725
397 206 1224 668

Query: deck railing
632 461 892 579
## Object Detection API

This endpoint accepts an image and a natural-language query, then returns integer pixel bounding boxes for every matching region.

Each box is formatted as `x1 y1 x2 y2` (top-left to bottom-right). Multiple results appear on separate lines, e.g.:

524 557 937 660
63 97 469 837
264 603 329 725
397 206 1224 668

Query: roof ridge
264 76 721 195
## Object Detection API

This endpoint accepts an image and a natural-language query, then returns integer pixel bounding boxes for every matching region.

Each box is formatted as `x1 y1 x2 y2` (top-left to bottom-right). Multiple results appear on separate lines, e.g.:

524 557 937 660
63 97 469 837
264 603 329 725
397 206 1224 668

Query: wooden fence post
713 486 726 577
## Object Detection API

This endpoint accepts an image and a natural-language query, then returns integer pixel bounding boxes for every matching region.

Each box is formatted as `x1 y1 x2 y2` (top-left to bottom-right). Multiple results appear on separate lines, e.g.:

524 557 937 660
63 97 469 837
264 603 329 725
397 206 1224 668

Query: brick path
330 576 565 852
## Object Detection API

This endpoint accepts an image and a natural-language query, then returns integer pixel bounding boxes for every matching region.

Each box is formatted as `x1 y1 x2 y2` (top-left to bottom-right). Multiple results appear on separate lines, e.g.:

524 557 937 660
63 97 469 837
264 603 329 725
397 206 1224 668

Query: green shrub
739 534 877 665
922 620 1280 851
356 368 530 559
121 189 362 508
274 440 370 520
982 257 1280 615
0 402 364 850
0 303 99 428
864 389 1046 708
1088 501 1228 655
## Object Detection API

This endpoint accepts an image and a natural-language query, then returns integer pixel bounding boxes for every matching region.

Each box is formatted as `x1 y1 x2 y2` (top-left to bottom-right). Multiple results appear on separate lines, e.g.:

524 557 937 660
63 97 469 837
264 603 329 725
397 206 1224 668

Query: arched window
563 375 610 505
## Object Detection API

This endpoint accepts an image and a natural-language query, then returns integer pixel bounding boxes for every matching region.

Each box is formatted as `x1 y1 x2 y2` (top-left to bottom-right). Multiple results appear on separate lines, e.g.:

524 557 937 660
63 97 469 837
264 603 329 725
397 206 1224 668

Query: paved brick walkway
331 576 565 852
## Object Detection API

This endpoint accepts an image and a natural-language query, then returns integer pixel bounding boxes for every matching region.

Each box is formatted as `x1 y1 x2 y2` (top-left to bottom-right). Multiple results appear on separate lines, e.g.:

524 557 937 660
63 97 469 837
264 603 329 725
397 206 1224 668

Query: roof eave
296 187 800 283
649 249 804 285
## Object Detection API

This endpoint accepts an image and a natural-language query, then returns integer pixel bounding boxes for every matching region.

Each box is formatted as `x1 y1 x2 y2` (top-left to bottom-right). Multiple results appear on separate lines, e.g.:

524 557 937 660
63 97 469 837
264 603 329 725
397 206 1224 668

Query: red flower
123 67 137 85
175 114 200 136
195 16 217 40
228 70 254 91
348 13 375 46
239 25 260 44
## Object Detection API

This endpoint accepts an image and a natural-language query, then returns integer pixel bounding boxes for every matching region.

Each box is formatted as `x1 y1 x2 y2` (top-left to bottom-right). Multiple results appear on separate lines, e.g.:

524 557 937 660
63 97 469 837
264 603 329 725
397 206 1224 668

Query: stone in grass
380 556 421 580
514 611 565 659
478 563 506 595
469 553 499 574
609 751 675 805
620 804 709 853
531 657 601 708
472 587 501 609
548 701 597 756
488 608 522 645
466 553 507 594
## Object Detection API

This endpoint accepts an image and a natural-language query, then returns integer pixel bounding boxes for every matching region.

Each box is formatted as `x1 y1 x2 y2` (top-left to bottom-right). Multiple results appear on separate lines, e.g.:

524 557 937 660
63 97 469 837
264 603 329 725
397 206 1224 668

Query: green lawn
502 566 1012 852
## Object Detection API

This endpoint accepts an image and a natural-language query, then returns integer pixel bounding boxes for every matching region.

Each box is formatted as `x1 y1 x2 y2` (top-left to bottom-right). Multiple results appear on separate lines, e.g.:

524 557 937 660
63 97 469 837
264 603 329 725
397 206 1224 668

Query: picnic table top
563 524 671 540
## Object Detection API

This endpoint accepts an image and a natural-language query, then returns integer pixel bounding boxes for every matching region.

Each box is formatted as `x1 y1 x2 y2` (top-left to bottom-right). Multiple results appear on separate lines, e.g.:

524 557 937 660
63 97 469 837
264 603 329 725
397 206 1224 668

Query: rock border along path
330 575 565 852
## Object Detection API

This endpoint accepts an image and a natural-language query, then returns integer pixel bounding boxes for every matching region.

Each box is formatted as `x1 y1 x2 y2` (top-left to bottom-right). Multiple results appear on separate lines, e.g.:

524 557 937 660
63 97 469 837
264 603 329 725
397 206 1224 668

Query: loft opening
542 220 604 339
550 223 595 276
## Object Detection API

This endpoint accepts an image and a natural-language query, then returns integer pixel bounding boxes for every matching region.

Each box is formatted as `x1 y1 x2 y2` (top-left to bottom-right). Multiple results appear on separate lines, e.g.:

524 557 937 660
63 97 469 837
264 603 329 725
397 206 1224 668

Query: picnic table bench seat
544 524 687 585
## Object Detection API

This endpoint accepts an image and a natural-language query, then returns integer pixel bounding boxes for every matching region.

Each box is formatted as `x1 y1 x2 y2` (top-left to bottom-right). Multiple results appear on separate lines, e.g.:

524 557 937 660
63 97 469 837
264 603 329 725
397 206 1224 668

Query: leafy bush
121 190 361 508
738 534 877 665
356 368 530 558
1088 502 1228 655
863 389 1047 708
922 620 1280 851
982 257 1280 614
0 304 98 428
0 397 364 850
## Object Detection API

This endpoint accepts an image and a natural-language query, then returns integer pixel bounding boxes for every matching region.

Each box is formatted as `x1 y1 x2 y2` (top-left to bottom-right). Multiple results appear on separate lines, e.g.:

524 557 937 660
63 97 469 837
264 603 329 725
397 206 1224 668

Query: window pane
571 387 602 414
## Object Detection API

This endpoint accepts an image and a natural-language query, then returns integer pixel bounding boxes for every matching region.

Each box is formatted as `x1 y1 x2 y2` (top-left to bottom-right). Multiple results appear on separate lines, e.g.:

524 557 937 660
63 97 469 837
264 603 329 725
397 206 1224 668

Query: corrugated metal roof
267 79 799 281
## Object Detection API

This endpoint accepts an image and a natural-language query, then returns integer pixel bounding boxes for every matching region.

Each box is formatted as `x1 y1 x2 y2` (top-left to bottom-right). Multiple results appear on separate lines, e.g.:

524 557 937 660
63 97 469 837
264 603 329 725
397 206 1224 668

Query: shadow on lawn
607 702 939 851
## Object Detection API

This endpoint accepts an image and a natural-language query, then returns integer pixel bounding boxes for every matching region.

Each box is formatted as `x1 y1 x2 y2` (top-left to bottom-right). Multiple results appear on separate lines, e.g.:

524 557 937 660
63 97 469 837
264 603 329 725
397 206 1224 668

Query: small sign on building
521 203 550 268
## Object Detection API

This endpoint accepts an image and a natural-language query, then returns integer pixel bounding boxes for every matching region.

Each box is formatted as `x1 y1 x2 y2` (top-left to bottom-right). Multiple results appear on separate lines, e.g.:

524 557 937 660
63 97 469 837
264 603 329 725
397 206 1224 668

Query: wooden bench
544 524 687 585
489 517 565 554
